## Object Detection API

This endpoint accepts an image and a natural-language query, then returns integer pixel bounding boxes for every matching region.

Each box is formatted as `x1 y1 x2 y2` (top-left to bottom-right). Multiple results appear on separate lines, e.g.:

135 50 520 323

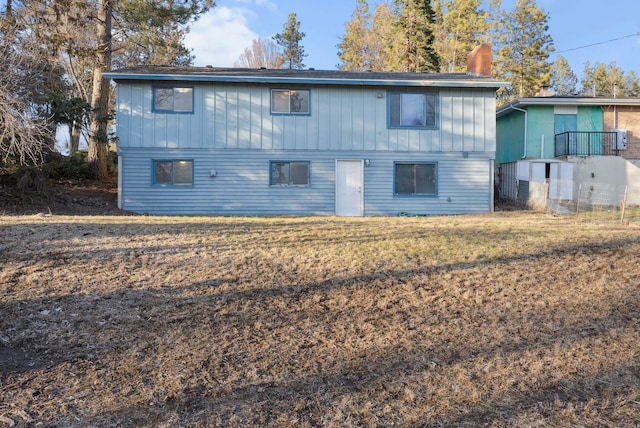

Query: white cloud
185 6 258 67
236 0 277 11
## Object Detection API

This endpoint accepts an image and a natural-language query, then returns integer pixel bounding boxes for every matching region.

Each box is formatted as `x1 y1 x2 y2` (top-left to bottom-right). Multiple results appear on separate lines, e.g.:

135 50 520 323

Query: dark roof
103 66 509 89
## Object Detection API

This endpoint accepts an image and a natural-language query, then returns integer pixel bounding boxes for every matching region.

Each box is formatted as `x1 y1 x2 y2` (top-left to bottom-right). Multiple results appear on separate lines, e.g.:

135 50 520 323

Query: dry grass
1 212 640 427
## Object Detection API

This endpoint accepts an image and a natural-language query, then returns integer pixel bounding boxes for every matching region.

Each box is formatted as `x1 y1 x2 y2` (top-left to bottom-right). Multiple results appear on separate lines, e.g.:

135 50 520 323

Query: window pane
272 90 290 113
154 88 174 111
290 162 309 185
401 93 425 126
290 90 309 113
395 164 415 194
155 161 173 183
415 164 436 194
424 94 437 126
389 92 401 126
271 162 289 185
173 161 193 184
173 88 193 112
389 92 437 127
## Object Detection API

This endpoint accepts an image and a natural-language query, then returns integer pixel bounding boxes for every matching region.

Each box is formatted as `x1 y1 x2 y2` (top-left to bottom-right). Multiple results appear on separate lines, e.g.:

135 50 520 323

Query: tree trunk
68 122 81 154
87 0 112 180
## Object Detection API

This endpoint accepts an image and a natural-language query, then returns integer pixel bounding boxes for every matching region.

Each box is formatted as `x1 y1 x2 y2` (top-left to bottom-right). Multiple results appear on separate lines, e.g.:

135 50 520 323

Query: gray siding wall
115 81 496 215
120 148 493 215
115 83 496 153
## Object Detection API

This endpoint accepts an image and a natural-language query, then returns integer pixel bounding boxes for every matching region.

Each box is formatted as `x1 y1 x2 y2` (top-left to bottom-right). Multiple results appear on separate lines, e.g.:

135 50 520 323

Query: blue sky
185 0 640 80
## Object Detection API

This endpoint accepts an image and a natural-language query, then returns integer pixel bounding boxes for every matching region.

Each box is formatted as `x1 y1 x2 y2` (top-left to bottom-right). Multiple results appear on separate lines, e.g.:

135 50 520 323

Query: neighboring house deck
495 96 640 207
104 47 508 216
554 131 626 157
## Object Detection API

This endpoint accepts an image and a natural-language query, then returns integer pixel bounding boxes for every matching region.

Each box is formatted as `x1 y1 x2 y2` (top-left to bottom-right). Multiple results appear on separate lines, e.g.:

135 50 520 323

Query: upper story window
153 160 193 185
271 89 310 115
153 87 194 113
388 92 437 129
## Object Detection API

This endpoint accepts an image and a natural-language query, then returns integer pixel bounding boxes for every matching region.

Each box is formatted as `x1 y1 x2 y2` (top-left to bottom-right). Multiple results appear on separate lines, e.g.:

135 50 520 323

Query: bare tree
234 37 284 69
0 21 62 167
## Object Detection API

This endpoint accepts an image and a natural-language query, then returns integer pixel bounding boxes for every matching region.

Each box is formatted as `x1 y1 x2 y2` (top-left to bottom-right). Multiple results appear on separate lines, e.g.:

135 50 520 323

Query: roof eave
497 97 640 116
102 72 509 89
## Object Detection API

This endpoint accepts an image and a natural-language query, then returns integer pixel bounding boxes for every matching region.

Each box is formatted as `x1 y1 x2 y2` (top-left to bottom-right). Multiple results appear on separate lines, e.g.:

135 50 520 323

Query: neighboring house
104 45 507 216
495 95 640 207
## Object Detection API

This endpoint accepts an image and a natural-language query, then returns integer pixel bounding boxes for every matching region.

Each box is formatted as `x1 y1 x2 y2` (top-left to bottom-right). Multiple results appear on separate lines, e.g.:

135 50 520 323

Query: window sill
393 194 438 198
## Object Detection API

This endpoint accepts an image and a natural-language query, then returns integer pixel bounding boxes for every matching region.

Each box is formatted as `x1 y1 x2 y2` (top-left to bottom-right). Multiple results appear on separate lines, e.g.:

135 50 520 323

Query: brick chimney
466 44 492 77
535 85 556 97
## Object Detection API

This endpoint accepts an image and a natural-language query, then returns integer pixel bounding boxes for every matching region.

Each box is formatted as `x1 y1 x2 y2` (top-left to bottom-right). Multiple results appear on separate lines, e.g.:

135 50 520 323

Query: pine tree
337 0 371 71
390 0 440 72
114 0 208 67
550 55 577 95
624 70 640 97
273 12 307 70
338 0 395 71
367 3 396 71
18 0 215 178
493 0 554 103
87 0 113 180
366 3 397 71
581 62 626 97
26 0 214 178
434 0 489 73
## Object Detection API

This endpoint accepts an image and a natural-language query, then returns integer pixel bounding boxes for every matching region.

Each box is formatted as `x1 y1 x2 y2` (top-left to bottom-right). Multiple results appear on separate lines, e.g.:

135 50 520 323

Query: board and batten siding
116 83 496 153
115 81 496 215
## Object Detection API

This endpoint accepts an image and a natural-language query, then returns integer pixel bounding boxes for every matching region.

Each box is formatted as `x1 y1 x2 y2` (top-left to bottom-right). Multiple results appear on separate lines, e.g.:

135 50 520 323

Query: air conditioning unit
612 129 628 150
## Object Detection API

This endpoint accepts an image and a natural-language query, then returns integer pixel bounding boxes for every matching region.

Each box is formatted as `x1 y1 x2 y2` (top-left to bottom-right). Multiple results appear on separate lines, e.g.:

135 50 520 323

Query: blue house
495 94 640 207
104 47 507 216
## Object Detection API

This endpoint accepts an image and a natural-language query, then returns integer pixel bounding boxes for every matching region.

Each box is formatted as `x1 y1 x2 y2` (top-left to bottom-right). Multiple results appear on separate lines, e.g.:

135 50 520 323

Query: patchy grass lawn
1 213 640 427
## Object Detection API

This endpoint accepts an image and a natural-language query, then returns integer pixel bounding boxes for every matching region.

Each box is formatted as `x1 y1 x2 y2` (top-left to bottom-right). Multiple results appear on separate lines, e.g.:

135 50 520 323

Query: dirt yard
1 187 640 426
0 178 127 217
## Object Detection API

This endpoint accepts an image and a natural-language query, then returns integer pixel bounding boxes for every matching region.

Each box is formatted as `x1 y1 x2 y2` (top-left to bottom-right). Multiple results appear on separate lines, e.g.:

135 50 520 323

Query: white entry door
336 160 364 216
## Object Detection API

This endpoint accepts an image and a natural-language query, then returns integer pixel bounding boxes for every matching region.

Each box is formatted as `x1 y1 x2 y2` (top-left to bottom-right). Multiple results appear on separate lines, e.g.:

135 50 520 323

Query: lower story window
154 160 193 185
395 162 437 196
270 161 309 186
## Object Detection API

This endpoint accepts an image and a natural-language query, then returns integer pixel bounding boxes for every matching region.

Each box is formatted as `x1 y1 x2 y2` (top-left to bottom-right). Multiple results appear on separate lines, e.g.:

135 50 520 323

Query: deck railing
554 131 620 157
